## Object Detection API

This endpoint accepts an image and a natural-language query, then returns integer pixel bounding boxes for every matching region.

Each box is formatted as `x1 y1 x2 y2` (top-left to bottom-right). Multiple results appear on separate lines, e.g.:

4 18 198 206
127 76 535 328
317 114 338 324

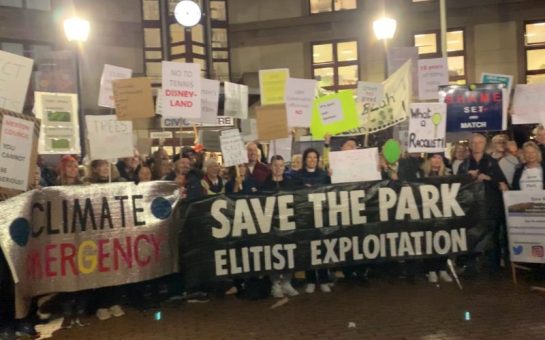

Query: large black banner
178 176 489 287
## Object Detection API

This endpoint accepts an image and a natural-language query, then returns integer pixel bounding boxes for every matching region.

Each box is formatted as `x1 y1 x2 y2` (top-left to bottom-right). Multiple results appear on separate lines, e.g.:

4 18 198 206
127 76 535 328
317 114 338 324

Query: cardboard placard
0 50 33 113
85 115 134 160
113 77 155 120
161 62 201 119
255 105 289 141
259 68 289 105
98 64 132 108
408 103 447 153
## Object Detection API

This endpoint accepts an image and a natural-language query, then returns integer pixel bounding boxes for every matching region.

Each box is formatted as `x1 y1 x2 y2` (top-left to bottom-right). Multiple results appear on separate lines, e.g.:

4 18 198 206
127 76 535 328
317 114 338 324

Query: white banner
161 62 201 119
329 148 381 184
285 78 316 128
85 115 134 160
0 115 34 190
408 103 447 153
224 82 248 119
504 190 545 264
0 50 33 113
98 64 132 108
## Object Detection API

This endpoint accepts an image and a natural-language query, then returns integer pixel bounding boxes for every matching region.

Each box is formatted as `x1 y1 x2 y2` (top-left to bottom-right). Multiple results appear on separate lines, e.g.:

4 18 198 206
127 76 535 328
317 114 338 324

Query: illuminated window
414 29 466 84
310 0 356 14
312 40 359 92
525 21 545 84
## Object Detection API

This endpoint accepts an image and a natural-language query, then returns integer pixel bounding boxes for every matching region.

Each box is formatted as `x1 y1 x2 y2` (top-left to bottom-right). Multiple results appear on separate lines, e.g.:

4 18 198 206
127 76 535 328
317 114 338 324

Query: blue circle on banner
10 218 30 247
151 197 172 220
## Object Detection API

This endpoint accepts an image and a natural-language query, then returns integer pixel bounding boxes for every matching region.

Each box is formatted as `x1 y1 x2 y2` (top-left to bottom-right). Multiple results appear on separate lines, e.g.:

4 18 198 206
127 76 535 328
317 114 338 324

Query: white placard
224 81 248 119
268 135 293 163
199 78 220 124
512 83 545 125
0 115 34 190
220 129 248 167
34 92 80 155
241 119 257 142
329 148 381 184
285 78 316 128
161 62 201 119
417 58 449 101
85 115 134 160
357 81 384 110
98 64 132 108
504 190 545 264
0 50 33 113
318 98 343 124
408 103 447 153
155 88 164 115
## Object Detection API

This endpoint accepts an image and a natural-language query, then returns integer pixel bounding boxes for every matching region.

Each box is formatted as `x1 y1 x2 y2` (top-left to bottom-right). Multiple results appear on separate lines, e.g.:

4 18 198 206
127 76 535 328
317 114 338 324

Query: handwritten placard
199 78 220 124
112 77 154 120
98 64 132 108
256 105 289 141
161 62 201 119
224 81 248 119
311 91 359 138
220 129 248 167
408 103 447 153
0 114 35 191
418 58 448 101
512 83 545 125
285 78 316 128
85 115 134 160
329 148 381 184
0 50 33 113
357 81 384 110
259 68 289 105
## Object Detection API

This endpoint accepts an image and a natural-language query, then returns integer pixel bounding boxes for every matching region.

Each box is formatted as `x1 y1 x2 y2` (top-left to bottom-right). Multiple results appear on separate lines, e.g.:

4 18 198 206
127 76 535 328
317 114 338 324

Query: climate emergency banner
0 182 179 318
179 176 488 288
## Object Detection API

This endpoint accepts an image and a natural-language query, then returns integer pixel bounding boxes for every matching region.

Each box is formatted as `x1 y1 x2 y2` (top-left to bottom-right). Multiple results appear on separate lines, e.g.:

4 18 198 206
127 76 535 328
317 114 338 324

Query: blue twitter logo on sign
512 245 523 255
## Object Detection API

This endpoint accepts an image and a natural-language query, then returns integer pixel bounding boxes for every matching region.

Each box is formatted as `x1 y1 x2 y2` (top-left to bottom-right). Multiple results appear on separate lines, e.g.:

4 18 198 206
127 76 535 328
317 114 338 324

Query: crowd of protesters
2 125 545 338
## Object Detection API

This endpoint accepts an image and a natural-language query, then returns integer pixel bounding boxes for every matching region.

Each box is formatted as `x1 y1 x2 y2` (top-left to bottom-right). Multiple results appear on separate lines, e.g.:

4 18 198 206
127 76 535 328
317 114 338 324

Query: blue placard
440 84 504 132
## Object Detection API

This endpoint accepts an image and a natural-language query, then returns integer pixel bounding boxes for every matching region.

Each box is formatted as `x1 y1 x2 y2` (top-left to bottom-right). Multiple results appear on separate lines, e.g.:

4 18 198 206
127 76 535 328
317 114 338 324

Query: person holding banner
246 142 271 187
421 153 454 284
116 149 141 182
293 148 332 293
512 141 545 190
201 159 224 195
56 155 82 186
225 164 258 194
459 133 508 275
262 155 300 298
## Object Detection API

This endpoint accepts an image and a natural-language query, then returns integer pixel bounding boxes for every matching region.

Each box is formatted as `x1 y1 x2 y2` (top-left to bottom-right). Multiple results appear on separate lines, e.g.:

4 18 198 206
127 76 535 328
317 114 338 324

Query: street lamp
63 16 90 156
174 0 202 28
373 17 397 41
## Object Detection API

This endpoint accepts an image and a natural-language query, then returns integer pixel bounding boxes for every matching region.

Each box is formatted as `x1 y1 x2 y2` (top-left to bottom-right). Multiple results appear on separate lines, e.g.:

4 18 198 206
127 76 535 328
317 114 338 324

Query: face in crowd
291 155 302 171
492 135 507 153
271 158 285 178
247 143 259 164
304 151 319 170
238 163 248 177
64 159 79 180
454 145 468 161
536 128 545 145
430 154 443 170
206 160 220 178
94 160 110 179
523 144 540 165
341 139 358 151
175 157 191 175
470 134 487 154
156 159 172 178
123 149 141 170
138 166 152 182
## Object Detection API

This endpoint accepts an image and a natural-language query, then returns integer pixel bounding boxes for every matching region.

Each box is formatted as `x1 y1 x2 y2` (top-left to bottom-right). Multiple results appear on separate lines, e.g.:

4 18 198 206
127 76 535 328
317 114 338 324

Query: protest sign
387 46 418 97
35 50 77 93
240 119 257 142
200 129 221 152
34 92 80 155
85 115 134 160
512 83 545 125
408 103 447 153
0 182 179 318
268 135 293 163
418 58 449 101
256 105 289 141
342 60 412 135
285 78 316 128
503 190 545 264
113 78 155 120
311 91 359 138
156 88 164 115
0 50 33 113
357 81 384 110
178 177 488 287
98 64 132 108
480 73 513 95
329 148 381 184
200 78 220 124
259 68 289 105
220 129 248 167
149 131 173 139
224 81 248 119
0 111 38 192
439 84 506 132
161 62 201 119
161 116 234 128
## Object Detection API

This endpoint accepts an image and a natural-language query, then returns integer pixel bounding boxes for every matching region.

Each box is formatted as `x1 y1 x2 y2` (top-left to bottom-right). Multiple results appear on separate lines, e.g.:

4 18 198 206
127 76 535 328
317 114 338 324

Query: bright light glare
64 17 90 42
373 17 397 41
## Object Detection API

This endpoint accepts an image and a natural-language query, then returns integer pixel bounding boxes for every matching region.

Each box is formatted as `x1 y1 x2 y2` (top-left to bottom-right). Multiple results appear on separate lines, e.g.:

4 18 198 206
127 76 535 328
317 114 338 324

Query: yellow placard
259 68 290 105
310 91 359 139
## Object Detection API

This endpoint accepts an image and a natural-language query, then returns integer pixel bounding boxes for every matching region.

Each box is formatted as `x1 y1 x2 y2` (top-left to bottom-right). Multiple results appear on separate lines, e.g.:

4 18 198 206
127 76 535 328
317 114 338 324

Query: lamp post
373 16 397 79
63 17 89 157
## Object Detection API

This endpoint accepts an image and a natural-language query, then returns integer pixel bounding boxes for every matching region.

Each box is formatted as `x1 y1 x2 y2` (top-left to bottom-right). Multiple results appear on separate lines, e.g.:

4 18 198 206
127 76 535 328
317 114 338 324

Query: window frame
311 38 359 92
524 19 545 84
0 0 51 10
309 0 357 15
413 28 467 84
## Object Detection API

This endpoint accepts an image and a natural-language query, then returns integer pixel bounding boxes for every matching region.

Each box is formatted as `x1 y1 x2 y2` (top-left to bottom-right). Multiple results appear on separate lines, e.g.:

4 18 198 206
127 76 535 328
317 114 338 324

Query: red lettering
97 239 110 272
26 250 42 280
170 99 193 107
113 237 133 270
134 235 151 267
493 92 502 102
479 92 490 103
45 244 57 277
149 234 162 261
60 243 77 276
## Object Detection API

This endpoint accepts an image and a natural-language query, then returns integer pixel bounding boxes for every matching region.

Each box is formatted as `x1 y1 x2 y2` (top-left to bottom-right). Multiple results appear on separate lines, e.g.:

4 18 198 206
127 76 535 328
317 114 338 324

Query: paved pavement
52 275 545 340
